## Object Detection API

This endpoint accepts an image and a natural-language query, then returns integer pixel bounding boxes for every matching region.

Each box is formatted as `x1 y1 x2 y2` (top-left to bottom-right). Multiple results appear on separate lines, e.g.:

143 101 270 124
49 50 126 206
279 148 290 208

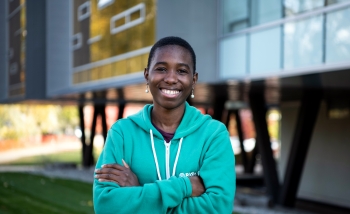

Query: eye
178 69 188 74
155 67 166 72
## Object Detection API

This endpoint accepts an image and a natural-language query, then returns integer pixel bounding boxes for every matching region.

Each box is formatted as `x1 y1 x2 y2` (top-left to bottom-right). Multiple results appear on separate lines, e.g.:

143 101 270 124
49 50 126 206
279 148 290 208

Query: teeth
162 89 180 95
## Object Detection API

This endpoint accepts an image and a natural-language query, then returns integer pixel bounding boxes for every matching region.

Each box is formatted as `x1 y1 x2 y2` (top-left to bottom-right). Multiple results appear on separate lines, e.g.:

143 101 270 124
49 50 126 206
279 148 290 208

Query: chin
155 99 186 110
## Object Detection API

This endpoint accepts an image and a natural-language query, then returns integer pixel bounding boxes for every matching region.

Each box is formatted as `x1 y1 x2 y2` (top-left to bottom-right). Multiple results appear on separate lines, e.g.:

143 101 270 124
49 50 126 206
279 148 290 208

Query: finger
102 163 125 170
97 166 127 176
98 174 128 187
96 174 119 183
96 170 126 180
122 159 130 169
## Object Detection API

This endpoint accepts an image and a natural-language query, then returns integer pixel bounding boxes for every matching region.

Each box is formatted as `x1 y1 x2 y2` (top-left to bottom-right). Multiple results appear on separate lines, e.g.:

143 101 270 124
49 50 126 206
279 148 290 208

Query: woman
93 36 235 213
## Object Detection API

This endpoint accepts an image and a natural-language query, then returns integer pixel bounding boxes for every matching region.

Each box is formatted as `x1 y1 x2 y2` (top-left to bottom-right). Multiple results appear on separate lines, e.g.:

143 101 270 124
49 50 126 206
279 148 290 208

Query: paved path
0 165 95 183
0 141 81 163
0 141 95 183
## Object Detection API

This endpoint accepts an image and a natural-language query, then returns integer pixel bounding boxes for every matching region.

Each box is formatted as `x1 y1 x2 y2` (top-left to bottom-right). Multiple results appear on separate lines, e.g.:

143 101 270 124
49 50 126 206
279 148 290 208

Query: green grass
0 172 94 214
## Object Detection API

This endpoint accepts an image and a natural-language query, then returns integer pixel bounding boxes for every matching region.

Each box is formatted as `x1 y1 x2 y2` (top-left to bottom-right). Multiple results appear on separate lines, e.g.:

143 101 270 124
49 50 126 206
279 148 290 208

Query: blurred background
1 0 350 213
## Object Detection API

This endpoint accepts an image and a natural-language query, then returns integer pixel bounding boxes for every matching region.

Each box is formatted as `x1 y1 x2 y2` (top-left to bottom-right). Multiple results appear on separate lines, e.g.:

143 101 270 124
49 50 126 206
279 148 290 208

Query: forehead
152 45 193 66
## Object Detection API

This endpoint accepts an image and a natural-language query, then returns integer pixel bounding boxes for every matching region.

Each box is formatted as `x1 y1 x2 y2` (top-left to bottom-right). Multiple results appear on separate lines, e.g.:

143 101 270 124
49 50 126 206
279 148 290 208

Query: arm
95 163 140 187
93 128 193 214
96 164 204 195
168 125 236 214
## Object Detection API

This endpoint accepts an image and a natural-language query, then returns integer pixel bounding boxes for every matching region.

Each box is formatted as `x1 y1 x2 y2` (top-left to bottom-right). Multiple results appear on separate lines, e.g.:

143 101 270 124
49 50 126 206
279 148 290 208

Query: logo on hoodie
179 171 200 177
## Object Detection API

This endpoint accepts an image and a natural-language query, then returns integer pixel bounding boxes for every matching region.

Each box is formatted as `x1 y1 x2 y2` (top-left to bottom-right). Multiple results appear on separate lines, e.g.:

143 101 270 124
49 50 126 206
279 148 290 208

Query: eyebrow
154 62 191 70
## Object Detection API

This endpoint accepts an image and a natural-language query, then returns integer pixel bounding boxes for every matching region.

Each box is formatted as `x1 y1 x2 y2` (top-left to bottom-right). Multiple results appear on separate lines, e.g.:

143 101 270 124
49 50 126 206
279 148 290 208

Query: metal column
78 105 87 167
280 88 323 207
233 110 249 173
81 103 107 167
249 83 280 204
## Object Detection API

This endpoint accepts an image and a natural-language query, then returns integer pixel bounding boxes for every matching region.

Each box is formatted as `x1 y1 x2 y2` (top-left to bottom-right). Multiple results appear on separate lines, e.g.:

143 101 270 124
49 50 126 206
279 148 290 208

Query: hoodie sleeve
167 124 236 214
93 127 193 214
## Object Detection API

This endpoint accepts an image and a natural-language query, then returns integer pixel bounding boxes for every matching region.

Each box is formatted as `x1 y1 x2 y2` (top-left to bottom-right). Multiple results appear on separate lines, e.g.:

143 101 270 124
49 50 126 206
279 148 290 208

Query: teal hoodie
93 102 235 214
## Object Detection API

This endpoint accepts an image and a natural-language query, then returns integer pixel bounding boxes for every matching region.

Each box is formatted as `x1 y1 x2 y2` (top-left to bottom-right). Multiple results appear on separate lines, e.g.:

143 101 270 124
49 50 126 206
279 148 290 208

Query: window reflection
284 0 324 16
251 0 282 26
98 0 114 9
222 0 249 34
221 0 349 35
220 36 247 78
327 0 350 5
222 0 282 34
250 27 281 74
284 16 323 69
326 8 350 63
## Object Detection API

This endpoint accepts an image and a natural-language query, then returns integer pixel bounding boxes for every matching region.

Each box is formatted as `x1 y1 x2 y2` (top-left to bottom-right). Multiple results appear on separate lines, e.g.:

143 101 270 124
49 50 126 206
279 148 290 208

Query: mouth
160 88 181 97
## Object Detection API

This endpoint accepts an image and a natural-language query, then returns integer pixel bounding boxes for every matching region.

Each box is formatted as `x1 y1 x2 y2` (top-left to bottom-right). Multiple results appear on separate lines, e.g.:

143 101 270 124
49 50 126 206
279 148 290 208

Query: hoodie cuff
182 176 192 198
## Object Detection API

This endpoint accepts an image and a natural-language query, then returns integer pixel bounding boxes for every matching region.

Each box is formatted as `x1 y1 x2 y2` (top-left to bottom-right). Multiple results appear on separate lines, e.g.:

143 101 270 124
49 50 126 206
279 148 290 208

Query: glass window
98 0 115 9
327 0 350 5
220 35 247 78
326 8 350 63
283 16 324 69
222 0 249 34
251 0 282 26
8 0 26 97
284 0 325 16
250 27 282 74
222 0 282 34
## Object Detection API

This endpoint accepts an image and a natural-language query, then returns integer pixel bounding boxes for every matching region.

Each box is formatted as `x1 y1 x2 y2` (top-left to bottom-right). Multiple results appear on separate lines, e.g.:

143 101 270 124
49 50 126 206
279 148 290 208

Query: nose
164 69 178 84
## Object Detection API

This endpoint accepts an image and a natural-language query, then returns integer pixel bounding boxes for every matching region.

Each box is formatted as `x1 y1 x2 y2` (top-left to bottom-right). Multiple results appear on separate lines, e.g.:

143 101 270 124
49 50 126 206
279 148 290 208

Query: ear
192 72 198 88
144 67 149 82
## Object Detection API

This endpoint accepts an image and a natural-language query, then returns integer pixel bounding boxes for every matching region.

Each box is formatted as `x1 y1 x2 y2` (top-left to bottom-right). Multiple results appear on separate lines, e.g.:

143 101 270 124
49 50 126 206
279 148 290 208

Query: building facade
1 0 350 211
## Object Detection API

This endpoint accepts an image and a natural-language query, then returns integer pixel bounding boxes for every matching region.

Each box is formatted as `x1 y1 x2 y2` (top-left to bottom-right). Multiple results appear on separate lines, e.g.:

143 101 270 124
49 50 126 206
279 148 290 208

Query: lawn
0 172 94 214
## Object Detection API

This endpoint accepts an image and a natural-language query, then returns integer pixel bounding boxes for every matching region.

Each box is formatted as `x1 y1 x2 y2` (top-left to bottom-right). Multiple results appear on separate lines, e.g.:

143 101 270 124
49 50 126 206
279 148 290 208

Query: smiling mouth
161 89 181 95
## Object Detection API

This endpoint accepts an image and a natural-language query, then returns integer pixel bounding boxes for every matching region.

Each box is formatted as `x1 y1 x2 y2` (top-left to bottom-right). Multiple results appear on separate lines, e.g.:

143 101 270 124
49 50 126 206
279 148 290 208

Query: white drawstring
172 138 183 177
150 130 162 180
149 129 183 180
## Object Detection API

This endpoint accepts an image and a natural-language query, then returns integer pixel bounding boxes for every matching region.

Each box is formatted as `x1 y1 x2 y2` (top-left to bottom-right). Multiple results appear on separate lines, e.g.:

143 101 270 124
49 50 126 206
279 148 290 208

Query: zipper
164 141 171 179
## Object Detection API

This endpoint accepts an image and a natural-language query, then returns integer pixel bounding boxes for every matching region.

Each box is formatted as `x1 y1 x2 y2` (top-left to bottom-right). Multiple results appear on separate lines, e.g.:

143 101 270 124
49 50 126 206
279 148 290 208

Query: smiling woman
93 37 236 214
145 44 198 126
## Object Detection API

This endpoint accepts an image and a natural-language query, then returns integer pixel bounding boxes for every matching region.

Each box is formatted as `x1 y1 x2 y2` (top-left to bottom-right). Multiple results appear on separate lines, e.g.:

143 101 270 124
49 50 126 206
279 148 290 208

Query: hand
190 176 205 197
95 161 140 187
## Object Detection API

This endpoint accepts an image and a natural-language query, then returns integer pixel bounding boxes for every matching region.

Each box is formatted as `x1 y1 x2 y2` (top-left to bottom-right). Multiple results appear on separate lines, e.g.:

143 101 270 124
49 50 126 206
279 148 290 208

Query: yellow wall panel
113 60 127 76
100 64 112 79
128 54 145 73
72 0 156 85
90 67 100 81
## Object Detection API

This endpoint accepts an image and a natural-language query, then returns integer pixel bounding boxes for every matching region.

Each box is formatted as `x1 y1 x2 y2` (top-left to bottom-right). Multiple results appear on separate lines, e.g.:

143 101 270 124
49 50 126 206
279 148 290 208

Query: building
1 0 350 211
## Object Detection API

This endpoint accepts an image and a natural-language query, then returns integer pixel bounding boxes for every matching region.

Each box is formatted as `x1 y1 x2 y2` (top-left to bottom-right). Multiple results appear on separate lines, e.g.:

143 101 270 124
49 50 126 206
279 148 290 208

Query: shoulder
109 118 136 133
202 117 228 133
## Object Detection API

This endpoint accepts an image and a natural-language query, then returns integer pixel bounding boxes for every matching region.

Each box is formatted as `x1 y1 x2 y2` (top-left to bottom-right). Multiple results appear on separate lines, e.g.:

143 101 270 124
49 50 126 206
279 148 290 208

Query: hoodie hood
128 102 211 140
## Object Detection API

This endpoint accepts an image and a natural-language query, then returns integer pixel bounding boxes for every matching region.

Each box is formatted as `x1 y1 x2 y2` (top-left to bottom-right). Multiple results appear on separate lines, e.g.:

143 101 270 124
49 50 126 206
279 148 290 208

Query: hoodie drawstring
150 129 183 180
173 137 183 177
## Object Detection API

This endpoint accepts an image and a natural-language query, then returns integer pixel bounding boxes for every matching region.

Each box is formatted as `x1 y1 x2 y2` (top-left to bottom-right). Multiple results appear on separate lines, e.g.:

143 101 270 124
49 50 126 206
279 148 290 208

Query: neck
151 103 185 133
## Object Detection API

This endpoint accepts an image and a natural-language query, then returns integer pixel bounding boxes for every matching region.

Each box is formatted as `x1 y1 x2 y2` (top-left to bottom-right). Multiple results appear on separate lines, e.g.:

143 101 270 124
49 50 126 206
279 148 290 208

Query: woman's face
145 45 198 110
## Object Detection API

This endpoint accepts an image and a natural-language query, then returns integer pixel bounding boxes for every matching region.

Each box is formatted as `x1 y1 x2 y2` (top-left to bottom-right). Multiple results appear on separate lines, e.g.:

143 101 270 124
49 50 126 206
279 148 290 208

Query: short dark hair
147 36 196 73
